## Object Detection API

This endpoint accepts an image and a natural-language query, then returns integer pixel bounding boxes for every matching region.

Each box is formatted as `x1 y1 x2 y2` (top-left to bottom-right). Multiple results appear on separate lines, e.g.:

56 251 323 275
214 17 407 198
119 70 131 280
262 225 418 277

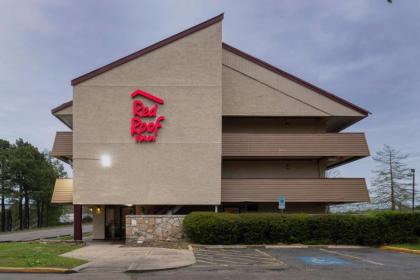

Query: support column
74 204 82 241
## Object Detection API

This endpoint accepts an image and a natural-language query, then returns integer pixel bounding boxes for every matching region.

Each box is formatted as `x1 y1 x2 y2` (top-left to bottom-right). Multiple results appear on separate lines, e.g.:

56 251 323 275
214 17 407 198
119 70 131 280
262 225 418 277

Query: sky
0 0 419 195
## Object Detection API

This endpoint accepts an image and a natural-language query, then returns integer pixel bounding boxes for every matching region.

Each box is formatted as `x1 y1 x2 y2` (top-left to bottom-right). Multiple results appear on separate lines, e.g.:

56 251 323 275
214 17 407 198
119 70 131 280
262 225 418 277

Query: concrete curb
69 262 92 272
381 246 420 255
0 267 74 273
125 262 195 273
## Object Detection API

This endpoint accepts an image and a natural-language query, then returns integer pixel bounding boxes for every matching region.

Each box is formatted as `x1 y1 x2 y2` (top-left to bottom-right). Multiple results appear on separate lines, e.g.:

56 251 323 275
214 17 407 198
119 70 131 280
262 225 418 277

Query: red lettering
133 100 143 117
130 90 165 143
154 116 165 136
147 122 155 133
131 118 141 136
149 104 157 117
135 134 156 143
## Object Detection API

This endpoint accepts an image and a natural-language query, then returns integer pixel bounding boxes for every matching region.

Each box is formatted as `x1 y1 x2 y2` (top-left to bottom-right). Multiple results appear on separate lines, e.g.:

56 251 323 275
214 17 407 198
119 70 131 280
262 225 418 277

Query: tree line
0 138 66 231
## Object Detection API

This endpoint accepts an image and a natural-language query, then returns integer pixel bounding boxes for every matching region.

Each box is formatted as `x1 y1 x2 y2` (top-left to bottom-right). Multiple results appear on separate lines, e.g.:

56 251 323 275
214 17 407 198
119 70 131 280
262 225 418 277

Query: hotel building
50 14 370 240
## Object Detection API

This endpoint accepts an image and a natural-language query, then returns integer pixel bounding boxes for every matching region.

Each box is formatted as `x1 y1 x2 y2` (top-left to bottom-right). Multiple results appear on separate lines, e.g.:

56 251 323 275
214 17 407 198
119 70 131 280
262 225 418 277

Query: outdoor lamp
100 154 112 168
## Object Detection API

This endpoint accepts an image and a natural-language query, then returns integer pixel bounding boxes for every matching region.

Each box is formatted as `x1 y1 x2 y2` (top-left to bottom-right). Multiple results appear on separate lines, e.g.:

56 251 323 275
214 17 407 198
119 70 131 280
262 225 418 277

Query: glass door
105 206 122 240
105 205 135 240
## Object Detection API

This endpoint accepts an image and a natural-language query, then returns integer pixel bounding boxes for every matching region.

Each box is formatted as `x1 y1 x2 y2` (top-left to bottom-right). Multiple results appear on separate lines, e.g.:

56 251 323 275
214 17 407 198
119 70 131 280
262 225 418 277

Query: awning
51 178 73 204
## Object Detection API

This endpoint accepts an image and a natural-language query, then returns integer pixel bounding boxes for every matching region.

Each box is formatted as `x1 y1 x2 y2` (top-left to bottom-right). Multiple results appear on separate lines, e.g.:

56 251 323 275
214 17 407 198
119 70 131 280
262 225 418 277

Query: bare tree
371 145 411 210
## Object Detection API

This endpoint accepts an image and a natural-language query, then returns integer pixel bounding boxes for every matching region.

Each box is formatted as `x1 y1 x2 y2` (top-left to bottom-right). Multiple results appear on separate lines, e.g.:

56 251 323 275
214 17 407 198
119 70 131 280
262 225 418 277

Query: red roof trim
51 100 73 114
71 13 224 86
222 43 370 115
131 89 164 104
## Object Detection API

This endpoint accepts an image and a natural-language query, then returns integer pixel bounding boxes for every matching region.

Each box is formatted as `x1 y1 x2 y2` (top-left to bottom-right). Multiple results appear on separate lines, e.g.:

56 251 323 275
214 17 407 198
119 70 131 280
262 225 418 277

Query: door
105 206 122 240
105 205 135 240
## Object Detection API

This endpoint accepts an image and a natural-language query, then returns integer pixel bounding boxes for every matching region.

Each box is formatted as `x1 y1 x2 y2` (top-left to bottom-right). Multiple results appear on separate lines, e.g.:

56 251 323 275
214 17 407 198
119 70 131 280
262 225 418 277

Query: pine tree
371 145 411 210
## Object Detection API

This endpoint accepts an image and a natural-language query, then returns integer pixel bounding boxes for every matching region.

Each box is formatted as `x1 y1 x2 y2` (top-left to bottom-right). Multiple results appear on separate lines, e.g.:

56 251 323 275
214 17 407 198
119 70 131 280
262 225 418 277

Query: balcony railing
51 178 73 204
222 133 369 158
51 131 72 163
221 178 369 203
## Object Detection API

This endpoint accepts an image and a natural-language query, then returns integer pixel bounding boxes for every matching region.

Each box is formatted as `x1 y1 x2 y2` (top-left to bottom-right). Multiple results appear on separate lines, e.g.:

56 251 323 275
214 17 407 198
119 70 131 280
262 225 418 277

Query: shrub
183 212 420 246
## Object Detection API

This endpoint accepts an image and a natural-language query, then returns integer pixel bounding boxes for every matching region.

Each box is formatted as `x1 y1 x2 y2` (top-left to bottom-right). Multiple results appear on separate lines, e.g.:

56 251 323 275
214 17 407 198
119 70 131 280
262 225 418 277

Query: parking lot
184 246 420 280
0 246 419 280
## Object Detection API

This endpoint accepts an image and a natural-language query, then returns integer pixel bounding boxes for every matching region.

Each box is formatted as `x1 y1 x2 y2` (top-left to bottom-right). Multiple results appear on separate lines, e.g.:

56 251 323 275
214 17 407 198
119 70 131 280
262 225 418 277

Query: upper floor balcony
221 178 369 203
51 131 72 165
222 132 369 168
51 131 369 170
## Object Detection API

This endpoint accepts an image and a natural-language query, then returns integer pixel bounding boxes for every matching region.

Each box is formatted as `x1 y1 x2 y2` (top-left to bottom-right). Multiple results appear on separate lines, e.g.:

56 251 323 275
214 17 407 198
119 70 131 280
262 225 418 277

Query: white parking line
255 249 287 265
320 248 384 266
195 258 220 265
197 251 274 261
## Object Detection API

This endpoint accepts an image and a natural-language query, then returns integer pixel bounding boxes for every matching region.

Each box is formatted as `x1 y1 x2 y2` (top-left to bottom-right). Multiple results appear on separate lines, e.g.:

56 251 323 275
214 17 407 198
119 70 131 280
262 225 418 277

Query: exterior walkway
62 242 196 272
0 224 92 242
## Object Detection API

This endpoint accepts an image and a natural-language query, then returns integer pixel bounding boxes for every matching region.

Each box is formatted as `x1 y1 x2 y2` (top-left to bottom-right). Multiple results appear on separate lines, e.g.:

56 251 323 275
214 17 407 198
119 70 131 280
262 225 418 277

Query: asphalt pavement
0 247 419 279
0 224 92 242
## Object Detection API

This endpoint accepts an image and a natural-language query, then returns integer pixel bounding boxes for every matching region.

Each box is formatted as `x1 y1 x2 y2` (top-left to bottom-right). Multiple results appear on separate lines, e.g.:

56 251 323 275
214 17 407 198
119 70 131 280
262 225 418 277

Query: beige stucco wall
222 160 321 179
92 206 105 239
222 49 365 117
73 22 222 205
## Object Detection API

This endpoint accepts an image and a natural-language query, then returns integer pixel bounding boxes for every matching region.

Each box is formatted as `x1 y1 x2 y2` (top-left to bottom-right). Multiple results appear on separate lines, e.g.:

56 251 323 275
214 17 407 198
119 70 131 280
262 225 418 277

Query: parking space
188 246 420 279
193 247 286 268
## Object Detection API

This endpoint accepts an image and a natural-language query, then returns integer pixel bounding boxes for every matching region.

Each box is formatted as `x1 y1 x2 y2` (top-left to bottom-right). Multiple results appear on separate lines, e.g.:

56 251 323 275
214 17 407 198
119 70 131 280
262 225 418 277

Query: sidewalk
0 224 92 242
62 241 195 272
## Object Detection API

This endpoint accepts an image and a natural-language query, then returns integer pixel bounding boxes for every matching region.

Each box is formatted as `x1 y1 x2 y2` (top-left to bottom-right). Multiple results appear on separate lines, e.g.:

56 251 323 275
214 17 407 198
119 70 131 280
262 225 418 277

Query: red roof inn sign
130 89 165 143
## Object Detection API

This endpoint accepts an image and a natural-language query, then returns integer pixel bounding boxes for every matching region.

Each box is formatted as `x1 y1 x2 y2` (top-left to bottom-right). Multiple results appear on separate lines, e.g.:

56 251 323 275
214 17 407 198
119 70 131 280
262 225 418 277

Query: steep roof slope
71 14 224 86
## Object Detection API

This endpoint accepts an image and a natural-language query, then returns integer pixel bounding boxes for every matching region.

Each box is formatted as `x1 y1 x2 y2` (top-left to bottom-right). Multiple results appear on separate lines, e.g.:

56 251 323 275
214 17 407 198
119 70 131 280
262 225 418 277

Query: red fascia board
71 13 224 86
51 100 73 114
222 43 370 116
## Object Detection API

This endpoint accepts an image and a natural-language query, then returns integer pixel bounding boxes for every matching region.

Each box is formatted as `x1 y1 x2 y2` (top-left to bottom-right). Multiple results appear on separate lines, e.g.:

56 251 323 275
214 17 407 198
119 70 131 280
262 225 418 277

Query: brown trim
71 13 224 86
222 43 370 116
51 100 73 114
73 205 82 241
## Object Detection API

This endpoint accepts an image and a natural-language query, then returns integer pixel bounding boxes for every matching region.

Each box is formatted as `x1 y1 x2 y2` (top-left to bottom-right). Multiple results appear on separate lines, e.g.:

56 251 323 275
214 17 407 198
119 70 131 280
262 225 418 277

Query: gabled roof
69 13 368 116
71 13 224 86
222 43 369 116
51 100 72 114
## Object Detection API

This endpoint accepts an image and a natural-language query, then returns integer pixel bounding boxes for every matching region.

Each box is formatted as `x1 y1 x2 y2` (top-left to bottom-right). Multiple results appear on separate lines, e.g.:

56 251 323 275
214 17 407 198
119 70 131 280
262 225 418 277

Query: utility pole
411 169 416 213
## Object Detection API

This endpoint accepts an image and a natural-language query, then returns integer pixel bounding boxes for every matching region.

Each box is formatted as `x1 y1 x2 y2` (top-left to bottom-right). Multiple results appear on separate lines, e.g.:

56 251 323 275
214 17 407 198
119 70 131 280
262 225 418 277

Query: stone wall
125 215 185 243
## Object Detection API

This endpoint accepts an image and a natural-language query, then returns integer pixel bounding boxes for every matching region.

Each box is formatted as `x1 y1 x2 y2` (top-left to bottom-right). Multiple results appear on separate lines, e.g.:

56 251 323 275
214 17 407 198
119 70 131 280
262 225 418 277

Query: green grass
390 243 420 250
47 232 92 241
0 242 87 269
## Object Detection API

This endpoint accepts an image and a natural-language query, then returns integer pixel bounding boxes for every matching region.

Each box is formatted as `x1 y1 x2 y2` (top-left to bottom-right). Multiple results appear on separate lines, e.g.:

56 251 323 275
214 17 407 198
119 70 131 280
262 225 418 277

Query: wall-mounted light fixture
95 206 102 214
100 154 112 168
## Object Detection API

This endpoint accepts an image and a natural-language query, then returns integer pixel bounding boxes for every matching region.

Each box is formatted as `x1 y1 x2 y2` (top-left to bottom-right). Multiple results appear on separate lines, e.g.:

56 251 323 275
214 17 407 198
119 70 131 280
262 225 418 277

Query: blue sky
0 0 419 191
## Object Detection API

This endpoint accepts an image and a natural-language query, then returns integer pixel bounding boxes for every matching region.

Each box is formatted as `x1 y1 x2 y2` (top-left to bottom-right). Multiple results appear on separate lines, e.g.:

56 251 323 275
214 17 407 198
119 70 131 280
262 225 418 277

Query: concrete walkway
0 224 92 242
62 242 196 272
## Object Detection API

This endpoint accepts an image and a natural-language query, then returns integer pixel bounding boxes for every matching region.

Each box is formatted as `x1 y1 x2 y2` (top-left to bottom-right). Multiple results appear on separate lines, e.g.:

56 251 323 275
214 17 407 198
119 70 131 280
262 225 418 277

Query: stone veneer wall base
125 215 185 244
